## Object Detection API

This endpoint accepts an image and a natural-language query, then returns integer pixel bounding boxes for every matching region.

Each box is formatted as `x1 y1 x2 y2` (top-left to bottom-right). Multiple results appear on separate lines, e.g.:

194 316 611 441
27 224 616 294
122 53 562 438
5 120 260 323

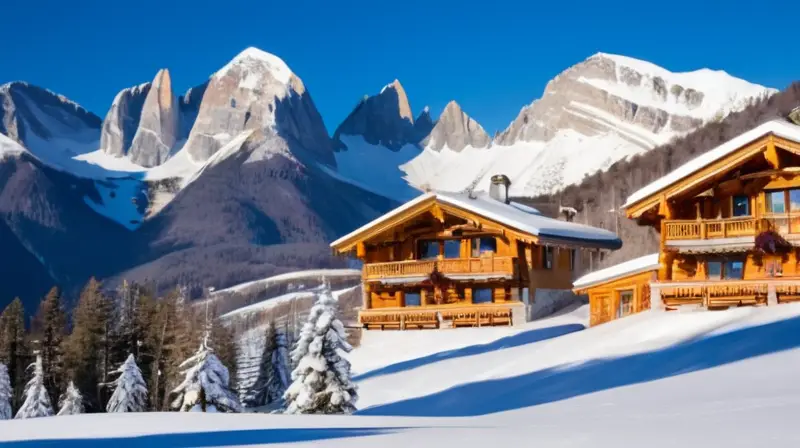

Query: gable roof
330 191 622 250
623 119 800 212
573 253 659 291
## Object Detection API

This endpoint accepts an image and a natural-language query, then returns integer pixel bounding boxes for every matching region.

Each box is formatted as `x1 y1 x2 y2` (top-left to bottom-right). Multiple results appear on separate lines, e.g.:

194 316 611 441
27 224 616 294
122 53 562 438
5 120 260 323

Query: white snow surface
214 47 294 86
333 135 422 201
213 269 362 296
331 191 621 248
6 304 800 445
624 119 800 208
572 253 660 289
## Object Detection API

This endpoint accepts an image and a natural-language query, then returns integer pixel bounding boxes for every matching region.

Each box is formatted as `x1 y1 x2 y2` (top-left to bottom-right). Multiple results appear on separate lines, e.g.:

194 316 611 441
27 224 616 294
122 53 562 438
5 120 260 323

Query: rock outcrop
100 83 150 158
127 69 180 167
332 79 418 151
413 106 435 141
424 101 490 151
184 47 333 166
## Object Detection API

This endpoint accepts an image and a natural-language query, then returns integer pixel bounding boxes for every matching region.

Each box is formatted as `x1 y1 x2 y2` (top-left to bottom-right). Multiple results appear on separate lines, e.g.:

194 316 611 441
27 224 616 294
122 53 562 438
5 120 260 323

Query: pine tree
31 286 67 407
106 354 148 412
15 353 54 419
57 381 84 416
245 322 290 408
170 334 242 413
0 298 28 411
63 278 111 412
283 282 357 414
0 363 12 419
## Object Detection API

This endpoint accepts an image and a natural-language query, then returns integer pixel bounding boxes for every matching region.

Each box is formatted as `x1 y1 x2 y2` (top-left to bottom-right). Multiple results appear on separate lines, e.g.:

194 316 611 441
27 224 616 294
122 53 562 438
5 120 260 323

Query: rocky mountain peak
332 79 418 151
126 68 180 167
184 47 333 165
413 105 435 140
424 100 490 151
100 82 151 158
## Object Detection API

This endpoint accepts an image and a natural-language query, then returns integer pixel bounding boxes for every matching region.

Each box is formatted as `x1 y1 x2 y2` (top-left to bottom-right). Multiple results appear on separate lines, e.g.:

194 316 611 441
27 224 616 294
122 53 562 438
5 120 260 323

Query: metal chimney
489 174 511 204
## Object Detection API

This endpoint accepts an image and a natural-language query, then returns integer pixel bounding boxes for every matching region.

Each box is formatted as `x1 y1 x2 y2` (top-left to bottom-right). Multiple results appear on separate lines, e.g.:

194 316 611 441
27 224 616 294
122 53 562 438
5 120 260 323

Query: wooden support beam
765 137 781 169
356 242 366 258
658 196 673 219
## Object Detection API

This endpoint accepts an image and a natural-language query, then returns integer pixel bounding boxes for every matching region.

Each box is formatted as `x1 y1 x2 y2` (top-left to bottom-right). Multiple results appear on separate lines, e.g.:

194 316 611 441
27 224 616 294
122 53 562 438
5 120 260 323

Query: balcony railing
363 256 516 281
664 217 760 241
652 278 800 307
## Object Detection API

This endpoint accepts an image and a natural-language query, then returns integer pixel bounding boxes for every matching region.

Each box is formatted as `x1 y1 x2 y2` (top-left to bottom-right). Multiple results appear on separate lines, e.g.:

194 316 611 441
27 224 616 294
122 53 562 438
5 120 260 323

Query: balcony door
471 237 497 257
765 189 800 234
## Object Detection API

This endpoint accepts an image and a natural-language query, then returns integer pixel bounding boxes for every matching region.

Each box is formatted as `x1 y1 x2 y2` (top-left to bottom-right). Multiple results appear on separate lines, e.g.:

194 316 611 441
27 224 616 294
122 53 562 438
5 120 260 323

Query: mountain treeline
0 280 237 415
532 82 800 267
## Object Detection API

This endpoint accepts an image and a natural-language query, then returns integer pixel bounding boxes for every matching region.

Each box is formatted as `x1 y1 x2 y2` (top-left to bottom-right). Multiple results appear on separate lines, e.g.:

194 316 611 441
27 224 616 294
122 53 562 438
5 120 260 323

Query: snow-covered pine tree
0 363 12 419
0 298 28 411
57 381 84 416
244 322 291 409
170 334 242 413
106 354 148 412
15 353 54 419
283 281 357 414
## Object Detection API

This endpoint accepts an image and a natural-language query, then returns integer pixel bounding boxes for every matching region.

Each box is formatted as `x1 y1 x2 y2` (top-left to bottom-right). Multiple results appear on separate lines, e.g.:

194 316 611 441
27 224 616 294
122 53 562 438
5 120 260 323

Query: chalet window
707 261 723 280
707 259 744 280
473 288 493 304
767 191 786 214
617 290 634 318
723 260 744 280
732 195 750 217
790 189 800 212
418 240 440 260
543 246 554 269
471 237 497 257
569 249 577 271
405 291 421 307
444 239 461 259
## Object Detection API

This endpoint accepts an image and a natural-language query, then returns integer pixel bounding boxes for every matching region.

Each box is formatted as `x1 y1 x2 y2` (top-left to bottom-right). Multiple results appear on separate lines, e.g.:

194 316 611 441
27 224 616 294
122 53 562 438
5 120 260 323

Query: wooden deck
363 256 517 281
358 302 522 330
652 278 800 308
664 215 800 242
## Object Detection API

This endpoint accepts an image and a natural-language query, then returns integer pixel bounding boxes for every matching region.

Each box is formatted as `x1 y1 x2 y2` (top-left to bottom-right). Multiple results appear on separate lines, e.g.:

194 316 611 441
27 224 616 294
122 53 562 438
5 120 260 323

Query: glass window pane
473 288 493 304
405 292 421 307
418 240 439 259
790 189 800 212
544 247 553 269
767 191 786 214
444 240 461 258
618 290 633 317
724 261 744 280
732 195 750 217
707 261 722 279
471 238 496 257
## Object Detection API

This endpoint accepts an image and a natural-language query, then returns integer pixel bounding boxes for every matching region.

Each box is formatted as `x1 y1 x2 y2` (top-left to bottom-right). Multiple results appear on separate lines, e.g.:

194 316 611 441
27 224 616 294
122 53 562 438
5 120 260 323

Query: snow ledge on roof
573 253 659 290
624 119 800 208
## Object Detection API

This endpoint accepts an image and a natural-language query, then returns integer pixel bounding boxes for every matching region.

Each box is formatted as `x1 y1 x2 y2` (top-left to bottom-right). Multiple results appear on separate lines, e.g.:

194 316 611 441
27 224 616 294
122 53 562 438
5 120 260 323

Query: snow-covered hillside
5 305 800 446
337 53 776 199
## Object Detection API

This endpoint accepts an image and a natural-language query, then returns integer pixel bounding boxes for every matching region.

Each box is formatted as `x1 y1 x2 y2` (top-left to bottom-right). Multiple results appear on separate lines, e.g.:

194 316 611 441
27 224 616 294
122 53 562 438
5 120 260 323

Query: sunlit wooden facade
578 120 800 326
331 179 622 330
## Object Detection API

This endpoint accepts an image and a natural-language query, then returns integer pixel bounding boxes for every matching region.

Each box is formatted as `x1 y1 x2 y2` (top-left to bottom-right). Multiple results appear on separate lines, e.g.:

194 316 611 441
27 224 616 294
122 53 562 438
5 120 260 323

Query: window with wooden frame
543 246 554 270
617 289 634 318
569 249 577 271
404 290 421 307
706 258 745 280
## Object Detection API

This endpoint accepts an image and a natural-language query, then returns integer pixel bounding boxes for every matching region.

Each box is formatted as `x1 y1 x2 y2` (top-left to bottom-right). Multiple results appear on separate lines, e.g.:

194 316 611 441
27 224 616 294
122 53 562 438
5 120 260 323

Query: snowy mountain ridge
334 52 776 200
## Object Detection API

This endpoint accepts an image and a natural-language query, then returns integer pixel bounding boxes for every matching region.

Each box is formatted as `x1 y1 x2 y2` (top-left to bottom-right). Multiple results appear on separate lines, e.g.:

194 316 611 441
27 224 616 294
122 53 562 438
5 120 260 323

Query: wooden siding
363 256 516 281
580 271 655 327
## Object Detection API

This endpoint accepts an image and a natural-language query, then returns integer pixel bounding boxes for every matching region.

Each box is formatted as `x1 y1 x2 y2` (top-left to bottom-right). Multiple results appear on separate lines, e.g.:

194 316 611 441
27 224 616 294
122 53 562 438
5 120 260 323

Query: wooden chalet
331 175 622 330
575 119 800 326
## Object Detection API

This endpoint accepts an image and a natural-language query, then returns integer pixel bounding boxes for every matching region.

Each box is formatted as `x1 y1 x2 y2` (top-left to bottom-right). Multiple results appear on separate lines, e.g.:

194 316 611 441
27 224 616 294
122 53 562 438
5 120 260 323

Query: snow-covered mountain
335 53 777 200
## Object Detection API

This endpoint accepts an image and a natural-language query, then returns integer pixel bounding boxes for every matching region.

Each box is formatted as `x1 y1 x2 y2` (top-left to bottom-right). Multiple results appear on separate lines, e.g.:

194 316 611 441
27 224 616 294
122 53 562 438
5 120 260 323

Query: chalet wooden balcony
652 278 800 308
663 217 761 241
358 302 523 330
363 256 517 282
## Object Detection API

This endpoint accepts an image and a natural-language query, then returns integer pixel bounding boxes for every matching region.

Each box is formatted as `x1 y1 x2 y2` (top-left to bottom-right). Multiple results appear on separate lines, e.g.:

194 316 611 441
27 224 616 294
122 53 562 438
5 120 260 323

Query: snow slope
4 304 800 446
333 135 422 201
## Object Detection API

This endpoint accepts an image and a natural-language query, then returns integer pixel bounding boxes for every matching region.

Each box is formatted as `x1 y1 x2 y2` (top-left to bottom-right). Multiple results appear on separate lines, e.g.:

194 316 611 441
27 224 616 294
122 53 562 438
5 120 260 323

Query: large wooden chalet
331 176 622 330
575 119 800 326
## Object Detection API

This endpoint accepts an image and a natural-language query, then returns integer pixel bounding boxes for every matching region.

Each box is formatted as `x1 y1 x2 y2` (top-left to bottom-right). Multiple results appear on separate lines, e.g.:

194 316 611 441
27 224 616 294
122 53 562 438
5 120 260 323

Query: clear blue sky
3 0 797 135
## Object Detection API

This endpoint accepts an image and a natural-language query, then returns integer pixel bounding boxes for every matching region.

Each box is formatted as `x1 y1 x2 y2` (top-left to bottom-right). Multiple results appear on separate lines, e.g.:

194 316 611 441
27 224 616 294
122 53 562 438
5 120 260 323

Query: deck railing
664 217 760 241
651 278 800 307
363 256 516 280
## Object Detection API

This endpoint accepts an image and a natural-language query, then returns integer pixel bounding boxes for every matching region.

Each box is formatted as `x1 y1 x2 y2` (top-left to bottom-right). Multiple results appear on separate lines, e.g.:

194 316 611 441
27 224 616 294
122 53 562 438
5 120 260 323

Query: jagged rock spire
424 100 490 151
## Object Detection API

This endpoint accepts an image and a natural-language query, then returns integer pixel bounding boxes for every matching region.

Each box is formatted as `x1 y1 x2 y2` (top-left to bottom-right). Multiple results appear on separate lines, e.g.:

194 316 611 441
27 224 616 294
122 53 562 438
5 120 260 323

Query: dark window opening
732 195 750 217
471 237 497 257
418 240 440 260
444 240 461 259
473 288 493 304
543 246 554 270
405 291 421 307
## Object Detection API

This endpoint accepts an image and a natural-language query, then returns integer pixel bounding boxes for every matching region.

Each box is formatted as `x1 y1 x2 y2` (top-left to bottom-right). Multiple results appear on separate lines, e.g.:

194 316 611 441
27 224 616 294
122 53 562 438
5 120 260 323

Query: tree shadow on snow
359 315 800 417
354 323 585 382
0 427 403 448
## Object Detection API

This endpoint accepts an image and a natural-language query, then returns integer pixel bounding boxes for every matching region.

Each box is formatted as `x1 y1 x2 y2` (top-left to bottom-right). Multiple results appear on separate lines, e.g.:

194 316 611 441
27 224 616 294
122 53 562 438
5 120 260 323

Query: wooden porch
358 302 522 330
652 279 800 308
363 256 517 281
663 215 800 242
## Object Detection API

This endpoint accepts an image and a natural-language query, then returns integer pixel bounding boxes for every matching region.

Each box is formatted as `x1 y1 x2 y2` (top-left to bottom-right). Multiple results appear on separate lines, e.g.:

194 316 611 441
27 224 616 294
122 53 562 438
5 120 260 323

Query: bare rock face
100 83 150 157
332 79 417 151
494 53 770 148
424 101 490 151
413 106 435 140
126 69 180 167
184 47 334 166
178 81 208 140
1 82 101 148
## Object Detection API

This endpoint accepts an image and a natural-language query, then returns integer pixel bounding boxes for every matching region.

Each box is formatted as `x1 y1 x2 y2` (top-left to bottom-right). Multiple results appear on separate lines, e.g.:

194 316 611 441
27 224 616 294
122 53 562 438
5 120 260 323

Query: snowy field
4 304 800 446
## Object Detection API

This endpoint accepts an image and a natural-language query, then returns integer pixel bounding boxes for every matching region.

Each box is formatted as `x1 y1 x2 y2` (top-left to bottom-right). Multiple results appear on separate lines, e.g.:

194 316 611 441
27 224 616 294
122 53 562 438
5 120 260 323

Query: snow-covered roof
573 253 659 290
624 119 800 209
331 191 622 250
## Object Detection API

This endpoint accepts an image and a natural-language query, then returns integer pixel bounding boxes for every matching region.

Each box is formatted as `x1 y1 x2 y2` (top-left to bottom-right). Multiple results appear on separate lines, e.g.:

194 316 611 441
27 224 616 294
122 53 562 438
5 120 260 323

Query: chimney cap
491 174 511 185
